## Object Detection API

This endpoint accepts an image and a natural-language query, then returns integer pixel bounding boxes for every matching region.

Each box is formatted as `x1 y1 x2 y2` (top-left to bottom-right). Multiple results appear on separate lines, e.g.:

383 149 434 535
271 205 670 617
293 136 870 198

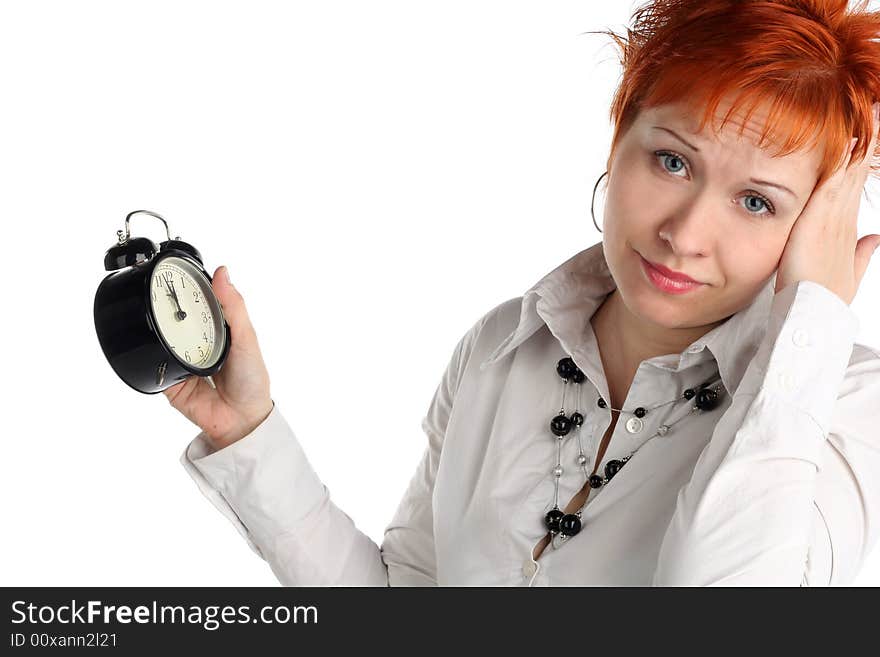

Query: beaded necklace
544 356 724 549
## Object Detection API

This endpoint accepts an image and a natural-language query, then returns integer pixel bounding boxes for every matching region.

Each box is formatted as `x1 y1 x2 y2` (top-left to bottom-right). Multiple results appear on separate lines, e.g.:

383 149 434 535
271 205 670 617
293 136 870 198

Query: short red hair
591 0 880 187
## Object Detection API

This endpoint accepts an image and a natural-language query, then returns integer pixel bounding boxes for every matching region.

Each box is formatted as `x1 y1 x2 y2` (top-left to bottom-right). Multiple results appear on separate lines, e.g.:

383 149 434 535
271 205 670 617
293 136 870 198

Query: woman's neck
590 289 721 393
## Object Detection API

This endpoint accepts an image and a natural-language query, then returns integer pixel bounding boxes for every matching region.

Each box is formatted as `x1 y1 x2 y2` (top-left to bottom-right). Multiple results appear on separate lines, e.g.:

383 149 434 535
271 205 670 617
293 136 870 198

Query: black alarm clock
94 210 231 394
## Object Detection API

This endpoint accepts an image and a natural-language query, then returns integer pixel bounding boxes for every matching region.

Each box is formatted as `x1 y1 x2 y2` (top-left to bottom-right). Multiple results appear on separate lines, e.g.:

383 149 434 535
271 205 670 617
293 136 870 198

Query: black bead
556 357 576 380
571 368 585 384
597 398 607 408
589 474 604 488
604 459 624 480
570 411 584 427
550 413 572 437
634 406 646 418
695 387 720 411
544 508 564 532
683 388 696 400
559 514 582 536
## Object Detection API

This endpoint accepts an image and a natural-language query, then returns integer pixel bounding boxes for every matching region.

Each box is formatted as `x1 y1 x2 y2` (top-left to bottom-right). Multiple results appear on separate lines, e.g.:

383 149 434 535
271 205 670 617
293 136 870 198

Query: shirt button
625 416 644 433
777 371 797 392
522 560 538 577
792 328 810 347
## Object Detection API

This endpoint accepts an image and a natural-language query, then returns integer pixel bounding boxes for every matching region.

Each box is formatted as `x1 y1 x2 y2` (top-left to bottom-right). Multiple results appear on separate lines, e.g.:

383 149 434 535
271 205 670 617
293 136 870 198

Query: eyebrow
653 126 701 152
651 125 797 198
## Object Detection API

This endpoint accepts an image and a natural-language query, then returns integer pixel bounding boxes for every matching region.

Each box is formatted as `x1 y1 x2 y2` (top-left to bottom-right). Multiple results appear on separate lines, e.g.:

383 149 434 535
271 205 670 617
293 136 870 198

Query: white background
2 0 879 586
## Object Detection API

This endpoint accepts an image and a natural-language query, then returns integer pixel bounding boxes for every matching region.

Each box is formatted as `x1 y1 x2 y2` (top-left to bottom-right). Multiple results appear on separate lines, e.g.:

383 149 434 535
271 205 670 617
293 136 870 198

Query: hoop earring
591 170 609 233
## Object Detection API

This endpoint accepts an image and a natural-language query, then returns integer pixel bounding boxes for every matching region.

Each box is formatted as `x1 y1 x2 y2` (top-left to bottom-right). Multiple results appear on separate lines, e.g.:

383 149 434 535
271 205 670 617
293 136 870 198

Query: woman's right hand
163 265 274 451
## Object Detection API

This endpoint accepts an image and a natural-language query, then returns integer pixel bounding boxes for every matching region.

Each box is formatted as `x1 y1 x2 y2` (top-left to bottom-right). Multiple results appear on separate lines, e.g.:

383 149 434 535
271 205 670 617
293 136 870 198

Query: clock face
148 255 227 370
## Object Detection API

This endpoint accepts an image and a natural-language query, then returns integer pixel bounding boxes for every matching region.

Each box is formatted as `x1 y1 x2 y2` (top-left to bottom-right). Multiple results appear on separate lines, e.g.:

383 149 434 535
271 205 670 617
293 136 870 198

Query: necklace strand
545 356 725 550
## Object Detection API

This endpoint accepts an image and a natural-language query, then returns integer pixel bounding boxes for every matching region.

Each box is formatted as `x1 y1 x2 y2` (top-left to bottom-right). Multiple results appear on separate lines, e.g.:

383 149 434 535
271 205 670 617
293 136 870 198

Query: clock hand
160 274 176 306
169 282 186 321
169 279 186 320
162 273 186 321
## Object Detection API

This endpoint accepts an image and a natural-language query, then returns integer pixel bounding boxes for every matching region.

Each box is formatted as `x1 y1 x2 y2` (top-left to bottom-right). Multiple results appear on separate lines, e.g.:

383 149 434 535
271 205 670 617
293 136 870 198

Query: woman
166 0 880 586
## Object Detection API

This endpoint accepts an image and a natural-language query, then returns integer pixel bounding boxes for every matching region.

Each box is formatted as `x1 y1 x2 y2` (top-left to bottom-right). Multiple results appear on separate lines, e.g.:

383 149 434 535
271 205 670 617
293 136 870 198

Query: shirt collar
479 240 777 396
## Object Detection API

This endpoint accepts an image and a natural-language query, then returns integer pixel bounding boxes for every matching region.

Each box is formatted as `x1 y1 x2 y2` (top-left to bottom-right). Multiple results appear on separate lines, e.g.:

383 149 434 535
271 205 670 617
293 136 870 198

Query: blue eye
653 150 776 217
741 195 773 215
657 151 687 176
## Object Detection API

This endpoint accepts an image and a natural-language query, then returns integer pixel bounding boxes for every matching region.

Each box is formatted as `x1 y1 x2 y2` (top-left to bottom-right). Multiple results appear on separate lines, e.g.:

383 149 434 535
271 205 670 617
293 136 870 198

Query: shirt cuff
179 401 329 557
738 280 859 436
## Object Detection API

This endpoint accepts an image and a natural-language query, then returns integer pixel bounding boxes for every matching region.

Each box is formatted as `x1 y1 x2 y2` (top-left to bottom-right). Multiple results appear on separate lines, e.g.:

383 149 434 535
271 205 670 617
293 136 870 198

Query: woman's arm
652 279 880 586
179 313 488 586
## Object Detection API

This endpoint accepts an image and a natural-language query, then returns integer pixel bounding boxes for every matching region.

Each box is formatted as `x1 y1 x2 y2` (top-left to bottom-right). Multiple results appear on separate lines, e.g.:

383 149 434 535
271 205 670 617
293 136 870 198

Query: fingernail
224 266 232 284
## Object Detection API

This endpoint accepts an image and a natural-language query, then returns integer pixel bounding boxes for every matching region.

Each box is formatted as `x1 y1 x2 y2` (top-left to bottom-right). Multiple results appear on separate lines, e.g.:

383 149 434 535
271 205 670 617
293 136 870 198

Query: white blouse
180 241 880 586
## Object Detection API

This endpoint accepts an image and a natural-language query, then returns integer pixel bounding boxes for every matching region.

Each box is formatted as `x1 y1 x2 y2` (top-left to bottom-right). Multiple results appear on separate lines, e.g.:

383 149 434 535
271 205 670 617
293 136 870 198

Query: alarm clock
94 210 231 394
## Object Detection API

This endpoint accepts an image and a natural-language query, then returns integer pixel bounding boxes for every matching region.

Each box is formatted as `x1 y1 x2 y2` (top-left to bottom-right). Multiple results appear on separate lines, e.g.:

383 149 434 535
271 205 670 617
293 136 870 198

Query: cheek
715 240 784 290
603 179 652 240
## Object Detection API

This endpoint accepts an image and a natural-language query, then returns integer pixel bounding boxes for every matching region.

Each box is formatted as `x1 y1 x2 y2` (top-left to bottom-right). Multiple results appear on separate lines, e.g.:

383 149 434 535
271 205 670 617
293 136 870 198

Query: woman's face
602 96 825 331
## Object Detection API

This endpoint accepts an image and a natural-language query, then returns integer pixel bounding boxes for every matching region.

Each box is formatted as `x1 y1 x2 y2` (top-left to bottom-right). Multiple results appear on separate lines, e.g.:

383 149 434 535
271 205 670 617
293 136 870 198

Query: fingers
163 379 184 398
846 136 859 169
163 377 195 408
863 102 880 178
871 101 880 147
165 372 218 411
211 265 258 345
836 105 880 202
800 131 866 229
846 102 880 174
854 233 879 285
813 140 856 204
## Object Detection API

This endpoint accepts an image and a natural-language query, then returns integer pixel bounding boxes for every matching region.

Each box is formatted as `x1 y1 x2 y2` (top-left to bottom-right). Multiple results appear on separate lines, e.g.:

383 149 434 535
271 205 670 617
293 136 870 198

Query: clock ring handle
118 209 176 245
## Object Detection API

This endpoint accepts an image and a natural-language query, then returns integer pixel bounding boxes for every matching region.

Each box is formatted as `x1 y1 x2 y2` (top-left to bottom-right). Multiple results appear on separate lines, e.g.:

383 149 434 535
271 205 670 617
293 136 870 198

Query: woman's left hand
775 102 880 306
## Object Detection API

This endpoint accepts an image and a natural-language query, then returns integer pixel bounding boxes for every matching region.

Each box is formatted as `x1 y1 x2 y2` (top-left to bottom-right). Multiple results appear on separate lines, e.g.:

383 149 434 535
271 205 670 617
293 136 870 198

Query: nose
656 190 715 258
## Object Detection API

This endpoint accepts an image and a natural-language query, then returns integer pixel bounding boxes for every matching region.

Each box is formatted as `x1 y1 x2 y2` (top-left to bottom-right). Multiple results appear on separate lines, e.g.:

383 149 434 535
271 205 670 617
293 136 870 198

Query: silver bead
577 454 588 465
656 424 669 436
553 465 564 477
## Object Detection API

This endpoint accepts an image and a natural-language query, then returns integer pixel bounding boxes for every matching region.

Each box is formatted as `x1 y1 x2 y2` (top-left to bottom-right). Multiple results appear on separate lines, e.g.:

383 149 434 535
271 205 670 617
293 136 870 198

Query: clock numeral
155 275 162 288
193 290 201 303
181 277 186 289
198 346 205 358
202 311 208 323
185 350 191 363
166 271 173 281
203 331 209 343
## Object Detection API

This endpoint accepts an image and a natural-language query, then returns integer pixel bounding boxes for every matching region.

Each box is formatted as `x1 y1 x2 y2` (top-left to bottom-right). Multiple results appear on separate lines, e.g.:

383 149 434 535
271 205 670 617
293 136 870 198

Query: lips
640 254 703 284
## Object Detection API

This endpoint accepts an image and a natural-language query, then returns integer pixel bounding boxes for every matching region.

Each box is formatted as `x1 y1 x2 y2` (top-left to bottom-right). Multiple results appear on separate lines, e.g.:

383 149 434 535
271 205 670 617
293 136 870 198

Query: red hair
589 0 880 188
